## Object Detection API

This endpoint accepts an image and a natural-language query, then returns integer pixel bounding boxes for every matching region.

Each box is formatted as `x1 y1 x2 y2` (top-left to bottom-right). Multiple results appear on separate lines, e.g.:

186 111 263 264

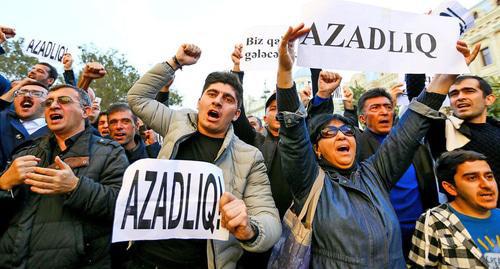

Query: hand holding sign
317 71 342 99
456 40 480 66
220 192 255 241
278 23 310 88
25 156 79 195
176 44 201 66
231 43 243 72
0 155 40 191
0 25 16 44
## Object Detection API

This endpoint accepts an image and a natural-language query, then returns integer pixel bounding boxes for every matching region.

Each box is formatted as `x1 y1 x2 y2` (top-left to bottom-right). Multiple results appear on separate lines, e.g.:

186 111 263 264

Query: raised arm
276 24 318 205
127 44 201 135
366 41 479 190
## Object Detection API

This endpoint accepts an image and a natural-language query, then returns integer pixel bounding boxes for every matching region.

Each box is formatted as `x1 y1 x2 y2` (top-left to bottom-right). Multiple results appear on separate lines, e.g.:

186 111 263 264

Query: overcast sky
2 0 482 109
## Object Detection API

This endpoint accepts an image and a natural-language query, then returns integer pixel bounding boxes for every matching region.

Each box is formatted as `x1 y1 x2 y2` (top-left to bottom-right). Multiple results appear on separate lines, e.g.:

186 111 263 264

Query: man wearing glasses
0 84 129 268
0 82 50 171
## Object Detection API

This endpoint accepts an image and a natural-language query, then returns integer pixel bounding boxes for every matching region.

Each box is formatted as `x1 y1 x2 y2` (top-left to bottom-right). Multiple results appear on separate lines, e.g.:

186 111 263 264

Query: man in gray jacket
127 44 280 269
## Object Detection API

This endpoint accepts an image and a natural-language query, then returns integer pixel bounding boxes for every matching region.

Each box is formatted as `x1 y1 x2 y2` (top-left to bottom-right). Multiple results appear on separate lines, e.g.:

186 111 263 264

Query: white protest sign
297 0 469 74
112 159 229 243
433 0 475 36
240 26 284 70
22 37 70 65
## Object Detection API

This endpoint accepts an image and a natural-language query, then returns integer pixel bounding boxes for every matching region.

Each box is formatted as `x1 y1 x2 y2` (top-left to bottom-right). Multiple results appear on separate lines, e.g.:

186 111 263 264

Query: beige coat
128 63 281 269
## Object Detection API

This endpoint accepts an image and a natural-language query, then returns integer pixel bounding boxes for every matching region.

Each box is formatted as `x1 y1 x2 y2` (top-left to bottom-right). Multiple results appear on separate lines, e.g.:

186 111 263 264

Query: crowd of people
0 21 498 269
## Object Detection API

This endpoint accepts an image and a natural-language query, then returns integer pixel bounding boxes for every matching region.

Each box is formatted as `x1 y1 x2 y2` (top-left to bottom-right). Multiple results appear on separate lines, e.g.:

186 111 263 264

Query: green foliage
485 76 499 118
168 88 183 107
78 44 183 109
0 38 44 81
78 44 140 109
349 81 366 106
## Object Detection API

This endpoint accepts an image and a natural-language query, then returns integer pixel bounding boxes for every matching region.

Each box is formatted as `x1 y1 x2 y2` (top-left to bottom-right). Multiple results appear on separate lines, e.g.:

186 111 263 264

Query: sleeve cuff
415 91 447 111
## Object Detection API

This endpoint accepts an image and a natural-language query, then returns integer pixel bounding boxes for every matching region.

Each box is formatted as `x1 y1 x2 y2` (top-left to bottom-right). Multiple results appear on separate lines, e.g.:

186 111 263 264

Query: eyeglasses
319 125 355 139
14 89 47 98
43 96 78 107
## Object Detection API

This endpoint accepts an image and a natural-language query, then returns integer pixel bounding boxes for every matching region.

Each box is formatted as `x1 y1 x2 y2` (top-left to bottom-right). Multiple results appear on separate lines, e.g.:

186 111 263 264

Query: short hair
357 88 393 115
453 75 492 96
202 72 243 109
49 84 91 107
248 115 263 128
38 62 58 85
436 149 488 199
107 102 138 124
19 81 49 92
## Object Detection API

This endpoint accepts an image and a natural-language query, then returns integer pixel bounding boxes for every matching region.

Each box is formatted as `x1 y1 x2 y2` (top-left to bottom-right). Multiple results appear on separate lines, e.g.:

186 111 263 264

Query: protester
127 43 280 268
356 87 439 258
408 150 499 268
247 115 264 134
96 111 110 137
0 81 50 171
275 23 475 268
0 84 129 268
107 102 160 164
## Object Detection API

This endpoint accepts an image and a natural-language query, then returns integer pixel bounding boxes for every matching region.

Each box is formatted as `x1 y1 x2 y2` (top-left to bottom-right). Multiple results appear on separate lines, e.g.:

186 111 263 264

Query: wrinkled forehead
450 78 481 92
48 87 79 100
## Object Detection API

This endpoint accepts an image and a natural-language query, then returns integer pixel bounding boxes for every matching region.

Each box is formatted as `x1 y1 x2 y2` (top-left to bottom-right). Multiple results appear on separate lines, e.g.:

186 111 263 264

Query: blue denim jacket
277 86 445 268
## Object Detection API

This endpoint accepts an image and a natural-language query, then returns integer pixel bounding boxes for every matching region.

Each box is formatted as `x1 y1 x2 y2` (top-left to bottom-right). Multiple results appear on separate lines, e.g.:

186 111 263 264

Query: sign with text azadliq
22 37 69 65
112 159 229 242
297 0 469 74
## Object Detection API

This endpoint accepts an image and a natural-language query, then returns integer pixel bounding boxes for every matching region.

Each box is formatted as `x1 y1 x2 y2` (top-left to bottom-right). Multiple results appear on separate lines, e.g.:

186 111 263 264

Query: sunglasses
319 125 355 139
14 89 47 98
43 96 78 107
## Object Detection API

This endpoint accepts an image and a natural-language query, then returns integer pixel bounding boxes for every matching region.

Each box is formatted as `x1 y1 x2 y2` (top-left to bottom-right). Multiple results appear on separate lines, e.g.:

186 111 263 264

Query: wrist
165 58 180 71
316 91 331 99
172 55 183 70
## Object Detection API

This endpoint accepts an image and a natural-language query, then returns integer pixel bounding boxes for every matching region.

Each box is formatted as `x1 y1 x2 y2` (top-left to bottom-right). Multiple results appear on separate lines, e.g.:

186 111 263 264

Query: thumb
54 156 70 170
220 192 236 208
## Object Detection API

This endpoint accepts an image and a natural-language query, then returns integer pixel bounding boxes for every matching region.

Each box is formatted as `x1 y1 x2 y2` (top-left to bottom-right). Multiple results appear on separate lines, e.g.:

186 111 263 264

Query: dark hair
38 62 58 86
248 115 263 128
107 102 138 124
202 71 243 109
357 88 393 115
92 111 108 129
19 81 49 91
453 75 492 96
49 84 91 107
308 113 354 145
436 149 488 200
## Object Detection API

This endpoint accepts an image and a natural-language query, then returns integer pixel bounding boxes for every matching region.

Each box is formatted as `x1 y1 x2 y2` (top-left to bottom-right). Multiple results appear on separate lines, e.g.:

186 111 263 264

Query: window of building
480 47 493 66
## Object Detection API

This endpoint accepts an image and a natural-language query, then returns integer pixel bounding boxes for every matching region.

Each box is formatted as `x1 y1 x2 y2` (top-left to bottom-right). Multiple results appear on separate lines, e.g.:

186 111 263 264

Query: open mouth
207 109 220 120
379 119 390 124
336 144 350 153
114 133 126 138
456 103 470 109
21 100 34 109
479 192 494 198
49 113 63 121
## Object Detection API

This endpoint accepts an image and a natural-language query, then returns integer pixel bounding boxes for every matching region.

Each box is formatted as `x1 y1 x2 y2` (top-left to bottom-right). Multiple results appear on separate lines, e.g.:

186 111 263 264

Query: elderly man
0 84 128 268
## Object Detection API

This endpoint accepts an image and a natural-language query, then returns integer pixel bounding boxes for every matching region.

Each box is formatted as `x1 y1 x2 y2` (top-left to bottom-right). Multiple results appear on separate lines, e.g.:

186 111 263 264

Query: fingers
219 192 236 208
32 166 58 176
182 44 201 58
54 156 71 170
319 71 342 83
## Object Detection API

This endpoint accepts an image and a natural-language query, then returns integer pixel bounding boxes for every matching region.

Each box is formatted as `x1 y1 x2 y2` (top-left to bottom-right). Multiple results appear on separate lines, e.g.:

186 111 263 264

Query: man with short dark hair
0 84 129 268
127 43 280 268
406 72 499 206
107 102 159 163
408 149 499 268
356 87 439 258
